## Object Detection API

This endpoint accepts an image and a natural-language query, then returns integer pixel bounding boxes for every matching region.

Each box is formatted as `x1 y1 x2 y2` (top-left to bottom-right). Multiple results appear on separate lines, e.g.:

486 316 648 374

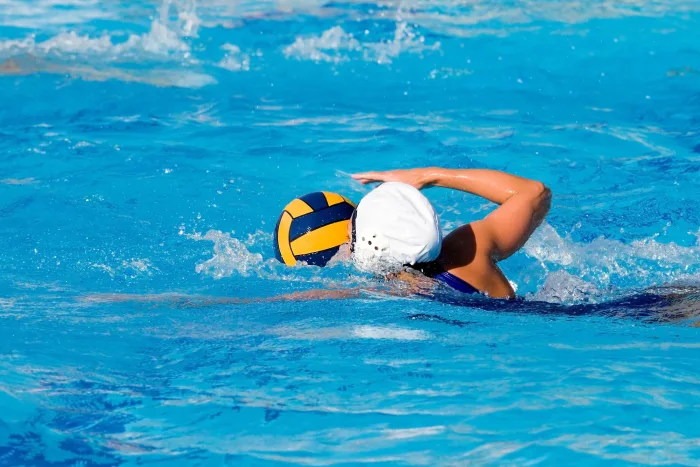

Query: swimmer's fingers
351 171 387 184
351 169 431 189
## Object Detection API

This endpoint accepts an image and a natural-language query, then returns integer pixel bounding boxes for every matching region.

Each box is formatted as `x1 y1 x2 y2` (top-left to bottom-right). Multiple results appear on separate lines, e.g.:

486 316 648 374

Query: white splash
363 21 440 65
284 26 361 64
188 230 265 279
0 0 209 87
524 223 700 303
216 44 250 71
187 229 373 290
0 23 191 63
121 258 158 277
529 270 603 304
284 23 438 65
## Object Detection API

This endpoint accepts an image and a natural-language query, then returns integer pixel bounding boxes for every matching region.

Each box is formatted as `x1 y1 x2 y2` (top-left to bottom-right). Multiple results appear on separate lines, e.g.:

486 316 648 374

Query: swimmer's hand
351 168 436 190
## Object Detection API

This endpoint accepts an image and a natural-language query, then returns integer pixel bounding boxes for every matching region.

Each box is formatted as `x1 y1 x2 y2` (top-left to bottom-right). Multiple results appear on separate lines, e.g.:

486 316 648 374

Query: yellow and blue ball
274 191 356 267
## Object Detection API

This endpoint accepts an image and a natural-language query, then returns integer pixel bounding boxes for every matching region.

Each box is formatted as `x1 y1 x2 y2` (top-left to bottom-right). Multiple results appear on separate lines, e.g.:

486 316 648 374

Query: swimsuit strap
411 260 444 278
432 271 480 295
411 261 480 295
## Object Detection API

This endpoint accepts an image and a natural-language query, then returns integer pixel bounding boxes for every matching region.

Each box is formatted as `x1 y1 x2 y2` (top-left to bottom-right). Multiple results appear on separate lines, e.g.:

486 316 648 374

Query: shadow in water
422 286 700 325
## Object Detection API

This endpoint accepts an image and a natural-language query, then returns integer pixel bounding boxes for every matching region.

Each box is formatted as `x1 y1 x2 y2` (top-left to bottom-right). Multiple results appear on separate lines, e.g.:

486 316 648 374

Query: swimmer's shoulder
439 221 515 299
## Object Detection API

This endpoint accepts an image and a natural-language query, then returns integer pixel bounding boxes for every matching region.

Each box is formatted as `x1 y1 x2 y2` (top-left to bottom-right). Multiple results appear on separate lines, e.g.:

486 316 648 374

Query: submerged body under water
1 0 700 465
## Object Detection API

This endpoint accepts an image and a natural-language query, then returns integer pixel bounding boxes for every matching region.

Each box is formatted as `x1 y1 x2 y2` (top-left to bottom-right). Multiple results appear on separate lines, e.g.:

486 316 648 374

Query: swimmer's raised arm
353 168 543 203
352 167 551 261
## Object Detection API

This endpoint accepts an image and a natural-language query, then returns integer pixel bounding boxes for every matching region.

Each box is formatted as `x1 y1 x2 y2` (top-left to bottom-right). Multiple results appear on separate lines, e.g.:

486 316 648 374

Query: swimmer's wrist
421 167 444 187
423 167 447 186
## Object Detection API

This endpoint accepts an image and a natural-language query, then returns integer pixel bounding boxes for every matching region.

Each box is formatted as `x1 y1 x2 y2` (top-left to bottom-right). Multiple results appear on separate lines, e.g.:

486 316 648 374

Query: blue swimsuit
433 270 480 294
413 261 480 295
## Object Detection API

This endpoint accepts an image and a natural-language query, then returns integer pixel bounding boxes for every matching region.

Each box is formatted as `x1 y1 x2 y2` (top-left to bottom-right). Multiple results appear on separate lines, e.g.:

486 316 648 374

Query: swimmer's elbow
527 181 549 197
522 180 550 204
532 183 552 221
542 184 552 206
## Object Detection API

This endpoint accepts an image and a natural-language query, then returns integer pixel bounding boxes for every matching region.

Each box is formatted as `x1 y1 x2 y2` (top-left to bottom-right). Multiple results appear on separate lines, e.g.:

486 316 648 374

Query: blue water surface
1 0 700 465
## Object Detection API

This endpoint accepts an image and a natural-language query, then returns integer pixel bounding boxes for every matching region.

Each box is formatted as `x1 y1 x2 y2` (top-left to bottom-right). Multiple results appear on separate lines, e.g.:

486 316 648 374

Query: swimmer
87 167 551 306
270 166 551 300
340 167 552 299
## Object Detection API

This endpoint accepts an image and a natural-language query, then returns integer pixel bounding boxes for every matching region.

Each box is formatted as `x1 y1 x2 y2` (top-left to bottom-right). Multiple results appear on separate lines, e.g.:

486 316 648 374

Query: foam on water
216 44 251 72
187 230 373 289
284 26 362 64
0 22 190 62
188 230 266 279
0 0 214 87
284 23 439 65
525 224 700 303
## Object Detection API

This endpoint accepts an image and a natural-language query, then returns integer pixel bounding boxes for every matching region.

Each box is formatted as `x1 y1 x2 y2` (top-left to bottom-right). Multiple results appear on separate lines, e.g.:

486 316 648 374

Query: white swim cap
351 182 442 272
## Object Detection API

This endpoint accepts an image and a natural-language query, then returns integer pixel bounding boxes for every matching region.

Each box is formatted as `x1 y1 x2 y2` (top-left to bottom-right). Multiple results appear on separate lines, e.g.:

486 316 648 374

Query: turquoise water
1 0 700 465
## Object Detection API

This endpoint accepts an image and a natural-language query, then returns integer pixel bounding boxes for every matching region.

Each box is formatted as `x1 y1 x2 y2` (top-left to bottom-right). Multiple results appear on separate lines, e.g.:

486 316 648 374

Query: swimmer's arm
253 286 422 304
81 277 431 306
353 168 551 260
180 289 366 304
428 168 547 205
430 169 551 260
81 288 381 307
260 288 364 302
354 167 545 204
442 170 551 260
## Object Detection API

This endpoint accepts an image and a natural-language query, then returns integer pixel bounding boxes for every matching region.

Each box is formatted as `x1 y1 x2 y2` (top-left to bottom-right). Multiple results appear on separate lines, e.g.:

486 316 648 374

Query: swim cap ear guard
350 209 395 273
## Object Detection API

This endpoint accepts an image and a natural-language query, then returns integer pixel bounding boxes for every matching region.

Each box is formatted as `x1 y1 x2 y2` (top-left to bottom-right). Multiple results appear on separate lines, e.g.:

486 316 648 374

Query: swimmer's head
274 191 356 267
350 182 442 273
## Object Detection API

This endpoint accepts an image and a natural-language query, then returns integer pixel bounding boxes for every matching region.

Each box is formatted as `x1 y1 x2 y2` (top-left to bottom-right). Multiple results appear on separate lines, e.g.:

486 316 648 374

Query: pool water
1 0 700 464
